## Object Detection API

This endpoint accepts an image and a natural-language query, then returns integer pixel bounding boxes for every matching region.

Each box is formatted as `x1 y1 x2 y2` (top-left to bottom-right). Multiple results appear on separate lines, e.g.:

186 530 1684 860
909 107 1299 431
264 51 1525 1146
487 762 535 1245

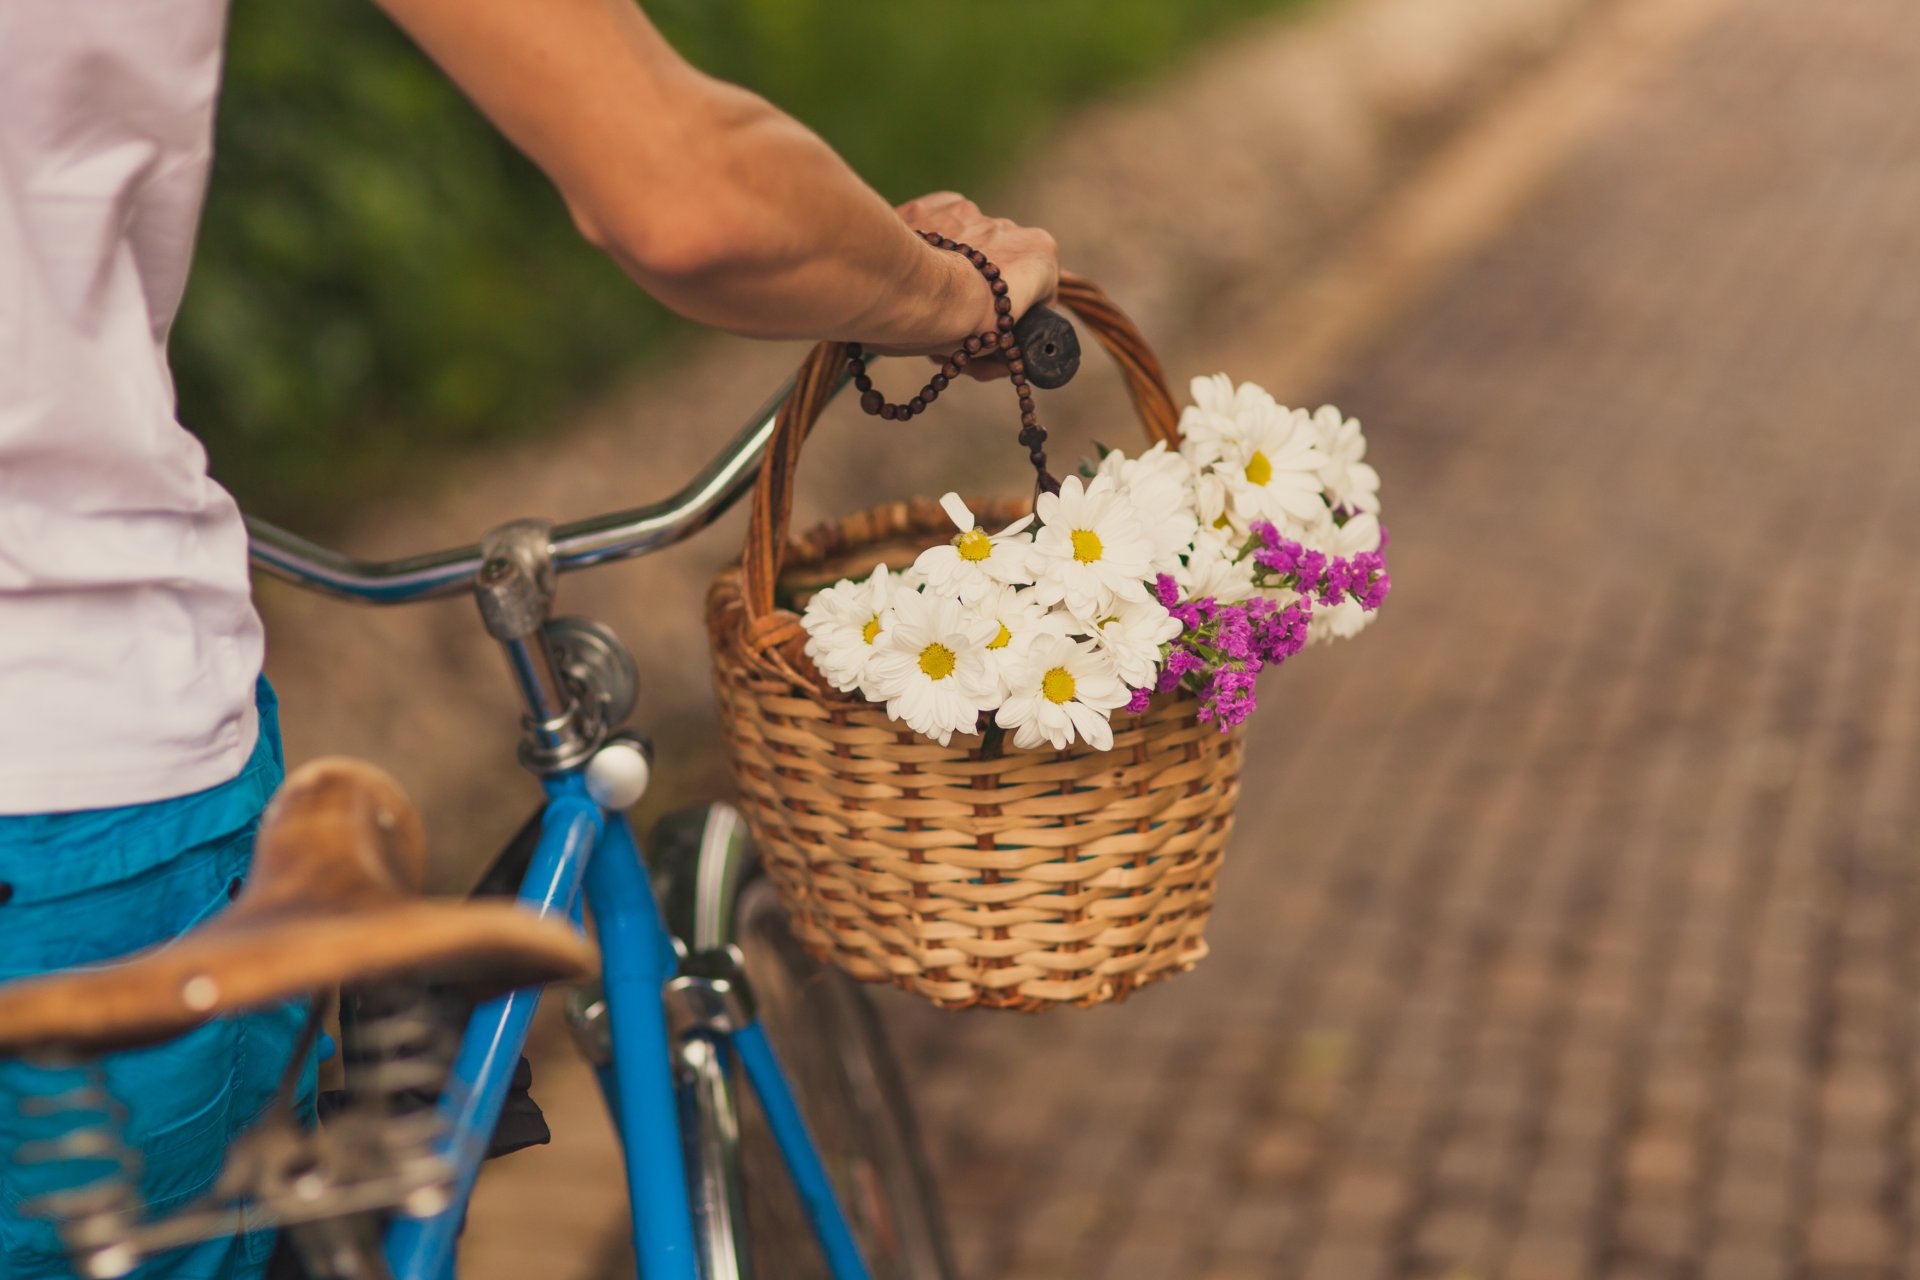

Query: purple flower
1254 539 1302 577
1320 557 1352 605
1124 687 1154 715
1296 548 1327 590
1215 605 1258 665
1147 526 1392 732
1198 666 1259 731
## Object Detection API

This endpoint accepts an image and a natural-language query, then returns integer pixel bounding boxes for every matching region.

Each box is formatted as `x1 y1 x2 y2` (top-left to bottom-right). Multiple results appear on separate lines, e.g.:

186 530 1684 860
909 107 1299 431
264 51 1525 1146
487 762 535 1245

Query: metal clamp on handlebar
475 521 619 774
473 520 643 774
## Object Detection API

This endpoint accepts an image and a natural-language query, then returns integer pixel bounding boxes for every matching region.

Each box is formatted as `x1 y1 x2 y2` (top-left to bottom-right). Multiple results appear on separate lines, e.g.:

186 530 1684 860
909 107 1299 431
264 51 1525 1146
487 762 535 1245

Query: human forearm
368 0 1045 347
578 82 988 345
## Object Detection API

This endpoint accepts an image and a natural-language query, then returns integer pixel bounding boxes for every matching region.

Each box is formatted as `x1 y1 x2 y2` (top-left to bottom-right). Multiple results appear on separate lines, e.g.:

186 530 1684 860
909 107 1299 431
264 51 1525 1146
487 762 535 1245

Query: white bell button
585 741 651 809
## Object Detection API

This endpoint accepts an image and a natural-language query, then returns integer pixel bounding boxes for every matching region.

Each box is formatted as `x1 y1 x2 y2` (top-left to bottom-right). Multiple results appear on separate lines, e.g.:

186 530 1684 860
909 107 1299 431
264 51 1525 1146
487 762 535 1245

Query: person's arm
369 0 1057 352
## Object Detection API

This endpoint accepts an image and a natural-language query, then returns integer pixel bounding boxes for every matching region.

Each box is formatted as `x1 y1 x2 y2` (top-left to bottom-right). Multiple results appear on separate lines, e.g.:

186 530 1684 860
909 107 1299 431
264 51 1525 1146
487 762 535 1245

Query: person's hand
886 192 1059 377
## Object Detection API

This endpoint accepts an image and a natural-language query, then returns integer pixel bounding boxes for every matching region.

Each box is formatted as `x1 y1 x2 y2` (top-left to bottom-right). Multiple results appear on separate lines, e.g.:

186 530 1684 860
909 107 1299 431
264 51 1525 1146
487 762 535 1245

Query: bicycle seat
0 758 598 1057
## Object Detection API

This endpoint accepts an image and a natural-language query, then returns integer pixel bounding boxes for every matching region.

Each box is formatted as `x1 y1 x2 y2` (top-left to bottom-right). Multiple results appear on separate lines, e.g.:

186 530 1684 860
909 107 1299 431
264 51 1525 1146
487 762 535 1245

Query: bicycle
0 306 1083 1280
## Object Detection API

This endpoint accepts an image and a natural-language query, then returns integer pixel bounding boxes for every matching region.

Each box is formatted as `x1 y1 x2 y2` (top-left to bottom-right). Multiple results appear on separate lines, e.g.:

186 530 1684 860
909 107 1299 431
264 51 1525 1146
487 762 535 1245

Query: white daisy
1080 595 1184 689
1173 527 1257 605
1308 406 1381 515
969 582 1070 700
1177 373 1278 463
1096 442 1200 577
1322 510 1383 558
995 634 1130 752
1188 465 1242 541
1210 402 1329 535
911 493 1035 604
1309 597 1375 646
1028 474 1154 618
862 590 1000 746
800 563 899 695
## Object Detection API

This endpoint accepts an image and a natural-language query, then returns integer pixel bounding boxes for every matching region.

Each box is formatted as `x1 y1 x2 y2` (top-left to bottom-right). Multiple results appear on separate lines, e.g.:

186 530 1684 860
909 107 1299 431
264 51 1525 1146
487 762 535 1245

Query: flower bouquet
799 378 1388 753
707 275 1391 1010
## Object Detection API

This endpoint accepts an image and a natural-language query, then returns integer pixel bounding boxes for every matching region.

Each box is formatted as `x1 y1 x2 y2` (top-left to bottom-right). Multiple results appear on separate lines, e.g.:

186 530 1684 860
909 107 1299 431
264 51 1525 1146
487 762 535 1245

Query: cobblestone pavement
880 1 1920 1278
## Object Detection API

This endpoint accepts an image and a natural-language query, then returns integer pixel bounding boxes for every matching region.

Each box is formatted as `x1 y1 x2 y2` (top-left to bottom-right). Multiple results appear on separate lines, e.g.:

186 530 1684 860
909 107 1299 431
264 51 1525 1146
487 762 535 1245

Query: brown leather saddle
0 758 597 1057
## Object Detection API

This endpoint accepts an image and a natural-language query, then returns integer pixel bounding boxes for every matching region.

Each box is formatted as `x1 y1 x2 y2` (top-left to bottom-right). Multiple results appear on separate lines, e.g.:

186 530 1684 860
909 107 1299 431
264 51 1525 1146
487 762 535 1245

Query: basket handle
740 272 1181 629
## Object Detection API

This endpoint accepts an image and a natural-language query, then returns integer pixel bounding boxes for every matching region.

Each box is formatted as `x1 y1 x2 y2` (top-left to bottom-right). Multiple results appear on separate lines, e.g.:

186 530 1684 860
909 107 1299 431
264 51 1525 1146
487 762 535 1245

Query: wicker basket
706 275 1247 1010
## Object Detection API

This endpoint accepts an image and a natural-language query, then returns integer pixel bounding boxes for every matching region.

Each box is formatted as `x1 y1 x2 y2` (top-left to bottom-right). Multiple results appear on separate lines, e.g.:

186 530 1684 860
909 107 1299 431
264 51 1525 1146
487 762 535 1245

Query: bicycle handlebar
247 307 1081 605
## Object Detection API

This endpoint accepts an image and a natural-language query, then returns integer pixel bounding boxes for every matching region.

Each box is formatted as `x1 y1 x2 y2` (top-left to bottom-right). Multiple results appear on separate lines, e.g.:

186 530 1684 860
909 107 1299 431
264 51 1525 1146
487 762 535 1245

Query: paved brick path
881 2 1920 1278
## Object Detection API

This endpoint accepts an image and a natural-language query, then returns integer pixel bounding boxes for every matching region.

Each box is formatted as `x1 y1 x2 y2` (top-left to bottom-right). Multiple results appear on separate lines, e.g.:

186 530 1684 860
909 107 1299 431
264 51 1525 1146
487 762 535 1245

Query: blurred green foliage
177 0 1299 524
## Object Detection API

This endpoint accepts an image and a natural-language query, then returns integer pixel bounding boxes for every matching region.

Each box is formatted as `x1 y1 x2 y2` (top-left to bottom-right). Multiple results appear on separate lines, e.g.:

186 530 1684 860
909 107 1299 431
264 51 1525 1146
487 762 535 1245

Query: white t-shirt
1 0 262 814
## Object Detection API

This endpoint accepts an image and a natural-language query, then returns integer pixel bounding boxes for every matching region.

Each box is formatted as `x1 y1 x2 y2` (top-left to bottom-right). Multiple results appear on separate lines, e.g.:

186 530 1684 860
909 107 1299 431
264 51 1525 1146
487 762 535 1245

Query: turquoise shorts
0 681 318 1280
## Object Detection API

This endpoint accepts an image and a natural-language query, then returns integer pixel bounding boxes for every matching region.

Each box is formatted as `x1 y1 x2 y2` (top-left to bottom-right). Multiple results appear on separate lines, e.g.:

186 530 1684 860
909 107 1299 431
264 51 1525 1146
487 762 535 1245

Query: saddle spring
337 983 457 1154
13 1064 146 1279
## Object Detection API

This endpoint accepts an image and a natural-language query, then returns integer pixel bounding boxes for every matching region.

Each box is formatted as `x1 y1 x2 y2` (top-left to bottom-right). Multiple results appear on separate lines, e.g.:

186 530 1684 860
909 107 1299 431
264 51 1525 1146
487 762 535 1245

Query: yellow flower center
861 616 881 645
1212 513 1233 531
988 623 1012 650
954 528 994 563
918 642 956 680
1042 667 1076 704
1244 451 1273 486
1070 529 1104 564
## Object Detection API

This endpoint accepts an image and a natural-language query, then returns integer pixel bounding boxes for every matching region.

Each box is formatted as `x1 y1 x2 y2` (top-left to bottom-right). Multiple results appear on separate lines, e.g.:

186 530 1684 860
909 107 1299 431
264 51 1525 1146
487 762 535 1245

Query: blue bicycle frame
379 770 870 1280
231 362 898 1279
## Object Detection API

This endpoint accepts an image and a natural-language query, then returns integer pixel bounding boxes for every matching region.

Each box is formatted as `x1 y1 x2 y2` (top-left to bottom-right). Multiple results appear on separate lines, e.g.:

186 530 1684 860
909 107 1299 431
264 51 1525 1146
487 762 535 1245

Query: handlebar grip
1013 305 1081 390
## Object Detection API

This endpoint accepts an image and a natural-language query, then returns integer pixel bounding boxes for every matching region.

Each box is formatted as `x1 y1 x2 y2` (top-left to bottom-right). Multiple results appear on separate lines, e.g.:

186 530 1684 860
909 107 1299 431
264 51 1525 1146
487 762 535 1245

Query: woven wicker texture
707 276 1248 1010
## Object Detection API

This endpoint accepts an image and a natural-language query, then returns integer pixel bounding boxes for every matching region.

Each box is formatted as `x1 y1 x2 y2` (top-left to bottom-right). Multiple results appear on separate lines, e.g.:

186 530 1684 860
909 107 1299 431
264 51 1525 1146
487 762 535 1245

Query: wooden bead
853 373 874 392
860 389 883 414
989 279 1009 297
909 396 926 414
1007 359 1025 376
1021 411 1038 427
996 315 1014 333
993 297 1012 316
930 373 949 392
880 403 898 421
963 336 983 355
969 251 987 267
982 263 1000 280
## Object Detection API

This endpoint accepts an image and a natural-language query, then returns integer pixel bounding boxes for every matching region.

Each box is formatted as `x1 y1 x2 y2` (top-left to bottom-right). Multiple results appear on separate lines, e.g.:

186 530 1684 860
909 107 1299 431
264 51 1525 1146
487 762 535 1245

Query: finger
963 351 1010 382
896 191 973 225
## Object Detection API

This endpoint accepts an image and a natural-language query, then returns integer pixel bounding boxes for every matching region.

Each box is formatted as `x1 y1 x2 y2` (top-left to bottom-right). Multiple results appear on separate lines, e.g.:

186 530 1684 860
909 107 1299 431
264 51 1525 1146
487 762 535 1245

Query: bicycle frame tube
375 772 869 1280
585 804 700 1279
731 1023 873 1280
383 789 602 1280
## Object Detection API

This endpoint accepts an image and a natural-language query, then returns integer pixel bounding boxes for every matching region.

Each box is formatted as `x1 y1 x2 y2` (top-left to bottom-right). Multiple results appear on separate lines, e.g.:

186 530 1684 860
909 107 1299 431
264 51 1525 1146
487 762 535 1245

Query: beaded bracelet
841 230 1058 494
